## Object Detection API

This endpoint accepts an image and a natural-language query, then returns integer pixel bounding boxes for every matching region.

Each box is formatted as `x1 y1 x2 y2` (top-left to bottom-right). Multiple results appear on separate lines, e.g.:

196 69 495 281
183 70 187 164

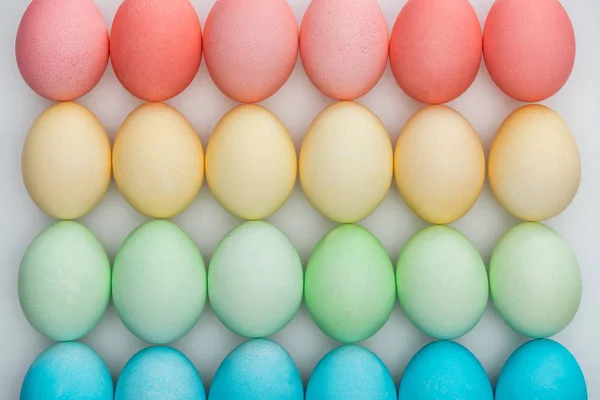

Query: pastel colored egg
496 340 587 400
300 101 393 223
305 224 395 343
483 0 575 102
15 0 109 101
390 0 482 104
209 221 303 338
19 222 111 342
306 345 396 400
300 0 389 100
489 105 581 221
490 223 581 338
22 102 112 220
21 342 113 400
394 106 485 224
110 0 202 101
112 220 207 344
203 0 298 103
113 102 204 219
209 339 303 400
206 105 297 220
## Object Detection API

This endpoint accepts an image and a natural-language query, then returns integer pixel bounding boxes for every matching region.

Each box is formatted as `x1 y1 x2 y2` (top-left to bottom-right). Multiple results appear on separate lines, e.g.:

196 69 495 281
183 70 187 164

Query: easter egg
112 220 207 344
306 345 396 400
394 106 485 224
210 339 303 400
206 105 297 220
19 222 110 342
113 102 204 219
22 102 111 220
209 221 303 338
490 223 581 338
21 342 113 400
203 0 298 103
15 0 109 101
300 102 393 223
110 0 202 101
489 105 580 221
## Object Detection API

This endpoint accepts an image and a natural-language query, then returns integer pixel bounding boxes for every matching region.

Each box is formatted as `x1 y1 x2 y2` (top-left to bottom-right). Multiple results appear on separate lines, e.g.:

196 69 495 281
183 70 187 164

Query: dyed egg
16 0 109 101
306 345 396 400
112 220 207 344
21 342 113 400
111 0 202 101
22 102 112 220
490 223 581 338
19 222 110 341
113 103 204 219
115 347 206 400
209 221 303 338
300 102 393 223
210 339 303 400
394 106 485 224
390 0 482 104
203 0 298 103
300 0 388 100
305 224 395 343
484 0 576 102
496 340 587 400
206 105 297 220
489 105 581 221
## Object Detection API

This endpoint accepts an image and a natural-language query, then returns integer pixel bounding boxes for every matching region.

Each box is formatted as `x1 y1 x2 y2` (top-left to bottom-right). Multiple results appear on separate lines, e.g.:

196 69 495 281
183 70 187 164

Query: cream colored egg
394 106 485 224
300 101 393 223
22 102 111 220
206 105 297 220
489 105 581 221
113 103 204 218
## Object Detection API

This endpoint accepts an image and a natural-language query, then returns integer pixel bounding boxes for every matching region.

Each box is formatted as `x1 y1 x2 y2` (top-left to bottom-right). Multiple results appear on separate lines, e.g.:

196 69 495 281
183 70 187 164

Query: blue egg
21 342 113 400
496 339 587 400
398 341 493 400
306 345 396 400
115 346 206 400
209 339 303 400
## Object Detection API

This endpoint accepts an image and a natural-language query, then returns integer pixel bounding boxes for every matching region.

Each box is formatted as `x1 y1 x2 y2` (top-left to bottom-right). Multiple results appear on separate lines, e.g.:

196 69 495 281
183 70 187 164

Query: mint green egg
305 224 395 343
490 223 581 338
19 222 111 341
112 220 207 344
396 225 488 340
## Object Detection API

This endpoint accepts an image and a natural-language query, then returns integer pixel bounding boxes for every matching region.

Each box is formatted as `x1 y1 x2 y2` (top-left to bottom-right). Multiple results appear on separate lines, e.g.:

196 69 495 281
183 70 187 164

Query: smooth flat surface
1 0 598 397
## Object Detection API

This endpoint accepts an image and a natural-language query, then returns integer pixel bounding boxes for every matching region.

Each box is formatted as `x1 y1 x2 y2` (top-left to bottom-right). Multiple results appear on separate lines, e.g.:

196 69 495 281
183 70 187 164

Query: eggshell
299 0 388 100
113 102 204 219
22 102 112 220
300 101 393 223
203 0 298 103
489 105 581 221
15 0 109 101
110 0 202 101
206 105 297 220
19 222 111 342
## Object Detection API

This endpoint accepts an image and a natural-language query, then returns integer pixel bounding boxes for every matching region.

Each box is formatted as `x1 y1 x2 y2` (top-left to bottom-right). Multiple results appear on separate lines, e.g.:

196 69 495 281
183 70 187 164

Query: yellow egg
206 105 297 220
489 104 581 221
300 101 393 223
394 106 485 224
22 102 111 220
113 103 204 218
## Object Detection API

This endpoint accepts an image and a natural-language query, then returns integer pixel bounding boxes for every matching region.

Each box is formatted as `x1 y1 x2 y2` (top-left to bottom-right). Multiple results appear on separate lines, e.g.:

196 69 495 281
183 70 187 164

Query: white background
1 0 599 398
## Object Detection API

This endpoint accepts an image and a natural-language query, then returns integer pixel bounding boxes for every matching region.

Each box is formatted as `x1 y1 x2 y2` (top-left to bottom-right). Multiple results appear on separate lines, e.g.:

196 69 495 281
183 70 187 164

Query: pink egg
300 0 388 100
110 0 202 102
483 0 575 102
203 0 298 103
15 0 109 101
389 0 482 105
